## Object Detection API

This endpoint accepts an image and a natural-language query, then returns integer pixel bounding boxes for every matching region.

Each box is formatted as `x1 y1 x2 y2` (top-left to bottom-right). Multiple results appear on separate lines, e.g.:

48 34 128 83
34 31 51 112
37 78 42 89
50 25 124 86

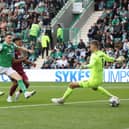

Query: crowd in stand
88 0 129 69
41 0 129 69
41 38 90 69
0 0 67 68
1 0 129 69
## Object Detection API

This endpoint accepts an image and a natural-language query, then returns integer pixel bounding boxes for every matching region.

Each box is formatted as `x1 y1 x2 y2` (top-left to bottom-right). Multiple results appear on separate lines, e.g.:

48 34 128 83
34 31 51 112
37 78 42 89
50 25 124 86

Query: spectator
123 39 129 51
67 41 74 51
46 24 53 49
56 24 64 43
54 49 63 59
41 56 54 69
41 32 50 58
93 31 102 42
87 0 129 69
77 39 86 49
0 0 68 69
56 56 69 69
98 0 105 10
29 20 40 44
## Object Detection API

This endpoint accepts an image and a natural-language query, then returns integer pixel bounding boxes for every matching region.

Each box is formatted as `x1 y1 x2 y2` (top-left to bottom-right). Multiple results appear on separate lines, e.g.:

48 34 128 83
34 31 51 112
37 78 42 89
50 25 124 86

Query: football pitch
0 82 129 129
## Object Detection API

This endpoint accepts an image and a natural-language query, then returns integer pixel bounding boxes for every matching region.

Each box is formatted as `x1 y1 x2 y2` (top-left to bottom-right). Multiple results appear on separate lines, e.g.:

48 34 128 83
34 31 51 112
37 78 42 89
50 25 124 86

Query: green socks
62 87 73 100
17 80 27 93
98 86 113 97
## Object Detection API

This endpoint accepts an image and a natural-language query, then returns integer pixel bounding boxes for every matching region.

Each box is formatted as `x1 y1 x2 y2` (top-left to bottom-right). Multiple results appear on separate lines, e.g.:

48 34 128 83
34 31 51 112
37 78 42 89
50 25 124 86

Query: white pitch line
0 85 129 89
0 98 129 109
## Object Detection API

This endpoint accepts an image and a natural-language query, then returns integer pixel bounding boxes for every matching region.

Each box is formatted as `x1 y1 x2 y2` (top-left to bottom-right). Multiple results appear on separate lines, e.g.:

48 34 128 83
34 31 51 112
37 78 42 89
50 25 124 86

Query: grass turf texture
0 82 129 129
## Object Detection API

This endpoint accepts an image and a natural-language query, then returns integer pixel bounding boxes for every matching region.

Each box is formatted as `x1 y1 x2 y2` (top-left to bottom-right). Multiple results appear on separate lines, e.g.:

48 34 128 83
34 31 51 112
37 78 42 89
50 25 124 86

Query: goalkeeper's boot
51 98 64 104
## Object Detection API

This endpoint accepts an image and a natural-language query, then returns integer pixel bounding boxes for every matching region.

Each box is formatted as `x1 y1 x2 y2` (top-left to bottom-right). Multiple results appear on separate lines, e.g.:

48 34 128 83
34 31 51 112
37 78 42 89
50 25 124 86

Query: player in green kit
0 33 36 99
51 40 120 105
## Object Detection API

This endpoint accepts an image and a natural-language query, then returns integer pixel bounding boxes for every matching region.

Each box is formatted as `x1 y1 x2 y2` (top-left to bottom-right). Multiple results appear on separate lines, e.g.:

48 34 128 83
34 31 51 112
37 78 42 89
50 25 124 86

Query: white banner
72 2 83 14
0 69 129 82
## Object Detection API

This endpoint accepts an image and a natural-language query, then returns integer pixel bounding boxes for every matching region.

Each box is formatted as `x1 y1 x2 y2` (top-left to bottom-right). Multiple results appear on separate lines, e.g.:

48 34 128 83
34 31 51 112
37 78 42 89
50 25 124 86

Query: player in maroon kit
7 37 36 102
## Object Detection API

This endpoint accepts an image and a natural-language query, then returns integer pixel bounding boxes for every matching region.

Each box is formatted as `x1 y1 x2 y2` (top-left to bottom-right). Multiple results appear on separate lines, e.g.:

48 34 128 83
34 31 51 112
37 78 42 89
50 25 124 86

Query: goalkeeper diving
51 40 122 105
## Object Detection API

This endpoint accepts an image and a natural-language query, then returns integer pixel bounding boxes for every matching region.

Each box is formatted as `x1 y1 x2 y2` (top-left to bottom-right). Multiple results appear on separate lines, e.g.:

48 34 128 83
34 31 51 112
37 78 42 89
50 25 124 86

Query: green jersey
57 27 63 39
0 42 17 67
86 50 114 83
41 35 50 48
30 24 40 37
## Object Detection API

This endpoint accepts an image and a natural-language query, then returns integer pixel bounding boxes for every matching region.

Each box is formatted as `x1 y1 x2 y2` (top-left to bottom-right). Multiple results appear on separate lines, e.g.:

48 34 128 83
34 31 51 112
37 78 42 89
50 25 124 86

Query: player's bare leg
51 82 80 104
10 81 18 96
8 72 36 99
7 80 18 102
7 79 30 102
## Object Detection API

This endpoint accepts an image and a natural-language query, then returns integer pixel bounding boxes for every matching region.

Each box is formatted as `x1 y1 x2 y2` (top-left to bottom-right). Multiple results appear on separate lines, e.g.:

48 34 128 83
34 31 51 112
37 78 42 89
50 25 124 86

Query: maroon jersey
12 50 28 80
12 50 25 74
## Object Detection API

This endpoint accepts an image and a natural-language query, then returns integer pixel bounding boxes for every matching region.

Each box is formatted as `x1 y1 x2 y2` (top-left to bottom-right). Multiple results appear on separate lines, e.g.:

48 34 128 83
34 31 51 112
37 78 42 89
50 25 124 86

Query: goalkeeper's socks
98 86 113 97
62 87 73 100
17 80 27 93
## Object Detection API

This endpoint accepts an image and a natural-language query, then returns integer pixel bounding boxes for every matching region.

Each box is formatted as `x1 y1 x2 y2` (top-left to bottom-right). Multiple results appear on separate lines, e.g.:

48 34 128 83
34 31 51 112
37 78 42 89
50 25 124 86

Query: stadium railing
51 0 74 27
69 0 94 44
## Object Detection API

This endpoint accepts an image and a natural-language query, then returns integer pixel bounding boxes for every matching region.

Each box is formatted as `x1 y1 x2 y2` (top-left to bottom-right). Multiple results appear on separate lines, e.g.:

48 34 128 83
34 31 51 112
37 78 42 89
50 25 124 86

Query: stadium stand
1 0 129 69
0 0 68 68
88 0 129 68
41 0 129 69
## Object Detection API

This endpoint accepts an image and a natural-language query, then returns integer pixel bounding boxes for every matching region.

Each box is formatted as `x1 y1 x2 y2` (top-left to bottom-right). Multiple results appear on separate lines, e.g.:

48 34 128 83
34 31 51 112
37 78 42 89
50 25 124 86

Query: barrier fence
0 69 129 83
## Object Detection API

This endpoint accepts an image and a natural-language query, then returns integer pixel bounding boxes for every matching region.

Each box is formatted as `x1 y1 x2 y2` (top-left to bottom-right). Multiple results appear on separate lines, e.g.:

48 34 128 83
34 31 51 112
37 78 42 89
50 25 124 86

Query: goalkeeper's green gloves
115 56 125 63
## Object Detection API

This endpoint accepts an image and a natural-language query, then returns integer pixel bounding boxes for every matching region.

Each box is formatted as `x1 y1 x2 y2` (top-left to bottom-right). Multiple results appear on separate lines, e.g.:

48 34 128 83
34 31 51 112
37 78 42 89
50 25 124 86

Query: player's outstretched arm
103 52 125 63
103 52 115 62
24 60 36 67
18 47 34 54
12 56 28 63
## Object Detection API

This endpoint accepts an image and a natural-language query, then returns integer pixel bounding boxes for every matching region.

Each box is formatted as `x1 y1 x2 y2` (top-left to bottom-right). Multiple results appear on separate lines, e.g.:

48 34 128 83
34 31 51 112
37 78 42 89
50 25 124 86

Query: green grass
0 82 129 129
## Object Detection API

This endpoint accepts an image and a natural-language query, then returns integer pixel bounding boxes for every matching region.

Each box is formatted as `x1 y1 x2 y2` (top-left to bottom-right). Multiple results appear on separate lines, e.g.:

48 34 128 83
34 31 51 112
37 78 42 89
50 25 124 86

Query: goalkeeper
51 40 122 104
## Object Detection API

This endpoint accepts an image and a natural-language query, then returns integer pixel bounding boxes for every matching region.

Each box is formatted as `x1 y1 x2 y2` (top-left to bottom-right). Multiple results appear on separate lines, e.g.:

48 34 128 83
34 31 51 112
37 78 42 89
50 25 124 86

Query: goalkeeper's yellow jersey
86 50 115 82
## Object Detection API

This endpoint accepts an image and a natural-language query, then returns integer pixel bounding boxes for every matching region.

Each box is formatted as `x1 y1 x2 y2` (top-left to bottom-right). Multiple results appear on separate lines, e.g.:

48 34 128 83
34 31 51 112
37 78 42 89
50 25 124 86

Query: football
109 96 120 107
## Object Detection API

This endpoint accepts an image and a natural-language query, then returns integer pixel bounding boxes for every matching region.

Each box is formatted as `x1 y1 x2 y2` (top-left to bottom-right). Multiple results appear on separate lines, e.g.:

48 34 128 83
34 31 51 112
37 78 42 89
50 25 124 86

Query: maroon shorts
19 72 28 81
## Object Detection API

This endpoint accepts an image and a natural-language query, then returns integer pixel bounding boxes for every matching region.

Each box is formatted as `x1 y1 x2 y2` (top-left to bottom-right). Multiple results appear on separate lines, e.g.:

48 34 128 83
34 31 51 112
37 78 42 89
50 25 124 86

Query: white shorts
0 66 16 76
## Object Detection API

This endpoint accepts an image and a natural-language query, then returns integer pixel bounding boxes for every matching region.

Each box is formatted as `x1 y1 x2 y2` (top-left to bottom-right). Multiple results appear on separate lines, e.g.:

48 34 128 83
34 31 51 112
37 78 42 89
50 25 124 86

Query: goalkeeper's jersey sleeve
101 51 115 62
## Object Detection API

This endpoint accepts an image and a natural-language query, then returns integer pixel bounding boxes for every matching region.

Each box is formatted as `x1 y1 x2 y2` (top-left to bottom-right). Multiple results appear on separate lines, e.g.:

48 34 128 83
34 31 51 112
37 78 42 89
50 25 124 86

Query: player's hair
5 32 12 37
45 31 48 35
57 24 61 27
13 37 22 42
90 40 100 48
